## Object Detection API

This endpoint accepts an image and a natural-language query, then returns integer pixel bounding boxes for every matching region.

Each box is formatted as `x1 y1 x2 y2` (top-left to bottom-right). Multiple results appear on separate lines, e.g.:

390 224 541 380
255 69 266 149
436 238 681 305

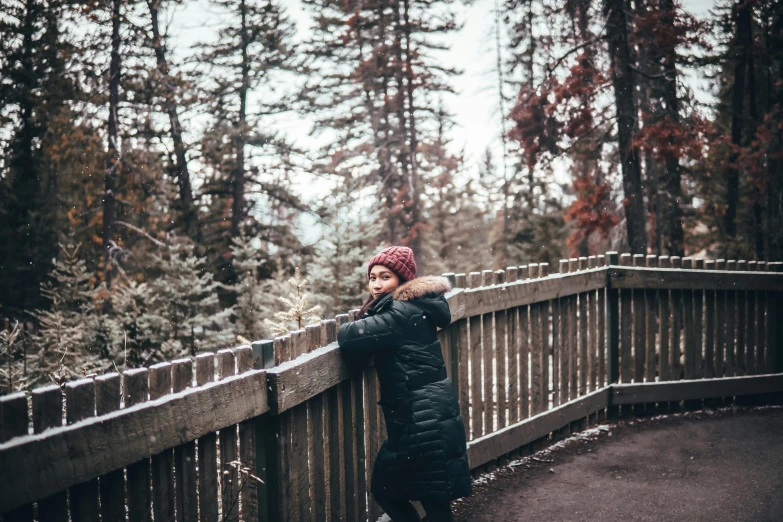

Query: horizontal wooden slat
611 373 783 404
466 387 610 468
609 267 783 291
450 268 608 320
0 369 268 511
267 343 372 414
445 288 466 322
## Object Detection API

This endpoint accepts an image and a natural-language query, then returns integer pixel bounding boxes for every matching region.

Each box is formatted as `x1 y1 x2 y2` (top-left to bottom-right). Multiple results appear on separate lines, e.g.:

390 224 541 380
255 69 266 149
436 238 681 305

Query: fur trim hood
393 276 452 301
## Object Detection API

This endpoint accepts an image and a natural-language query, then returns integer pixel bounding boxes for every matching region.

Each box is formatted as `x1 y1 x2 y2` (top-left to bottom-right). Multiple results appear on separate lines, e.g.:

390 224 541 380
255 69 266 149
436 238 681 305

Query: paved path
453 407 783 522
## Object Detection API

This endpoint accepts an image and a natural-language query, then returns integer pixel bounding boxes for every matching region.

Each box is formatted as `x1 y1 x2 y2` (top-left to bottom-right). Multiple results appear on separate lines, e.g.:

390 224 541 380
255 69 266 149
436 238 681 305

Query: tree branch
629 65 673 81
546 36 605 76
114 221 167 247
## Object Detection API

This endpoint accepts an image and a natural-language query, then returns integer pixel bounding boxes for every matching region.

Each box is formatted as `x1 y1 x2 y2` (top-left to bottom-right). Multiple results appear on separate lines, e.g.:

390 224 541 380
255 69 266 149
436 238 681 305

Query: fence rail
1 254 782 521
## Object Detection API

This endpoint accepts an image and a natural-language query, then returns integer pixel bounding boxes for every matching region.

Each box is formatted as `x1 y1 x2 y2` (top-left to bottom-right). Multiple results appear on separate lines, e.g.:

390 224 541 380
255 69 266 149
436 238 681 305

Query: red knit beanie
367 246 417 282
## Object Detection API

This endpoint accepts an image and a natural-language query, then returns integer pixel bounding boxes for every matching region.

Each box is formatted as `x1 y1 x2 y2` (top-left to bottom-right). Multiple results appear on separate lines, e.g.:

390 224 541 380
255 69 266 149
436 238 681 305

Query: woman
337 246 472 522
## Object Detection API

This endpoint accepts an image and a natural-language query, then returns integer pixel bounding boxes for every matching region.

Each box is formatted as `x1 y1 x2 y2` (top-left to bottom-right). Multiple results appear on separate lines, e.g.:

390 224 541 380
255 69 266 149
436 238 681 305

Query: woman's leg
420 498 454 522
373 488 421 522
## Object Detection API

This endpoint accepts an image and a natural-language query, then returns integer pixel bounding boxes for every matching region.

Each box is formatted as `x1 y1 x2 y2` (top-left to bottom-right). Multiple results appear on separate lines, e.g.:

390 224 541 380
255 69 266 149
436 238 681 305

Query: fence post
619 254 633 397
1 392 34 520
757 262 768 374
150 363 175 522
606 253 620 384
606 252 620 418
558 260 569 409
704 260 716 380
597 254 606 397
632 255 646 393
771 263 783 374
248 340 274 522
450 273 469 429
171 359 197 522
505 267 519 427
670 256 683 414
256 341 279 522
467 272 483 441
125 369 152 522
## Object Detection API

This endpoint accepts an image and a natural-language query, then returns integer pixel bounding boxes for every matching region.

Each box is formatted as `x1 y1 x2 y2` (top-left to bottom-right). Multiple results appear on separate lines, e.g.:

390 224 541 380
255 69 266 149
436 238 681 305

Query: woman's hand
337 302 407 355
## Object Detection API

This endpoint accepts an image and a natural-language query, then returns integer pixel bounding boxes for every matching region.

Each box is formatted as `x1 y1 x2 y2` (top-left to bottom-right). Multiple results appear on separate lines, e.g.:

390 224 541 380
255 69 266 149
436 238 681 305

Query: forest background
1 0 781 392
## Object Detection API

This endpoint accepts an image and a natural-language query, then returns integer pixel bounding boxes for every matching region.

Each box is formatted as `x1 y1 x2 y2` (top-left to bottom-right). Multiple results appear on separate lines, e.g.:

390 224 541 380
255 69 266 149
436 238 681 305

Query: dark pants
373 489 454 522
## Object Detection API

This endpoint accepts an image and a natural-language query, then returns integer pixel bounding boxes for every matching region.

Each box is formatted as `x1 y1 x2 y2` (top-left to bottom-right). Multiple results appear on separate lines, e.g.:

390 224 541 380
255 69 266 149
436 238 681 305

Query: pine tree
52 0 172 291
301 0 460 264
198 0 299 239
0 0 78 314
628 0 708 256
564 173 619 257
689 0 782 259
307 179 383 317
145 0 200 242
147 241 235 358
476 149 509 267
503 0 571 263
604 0 646 254
419 108 488 273
760 0 783 259
425 159 490 273
0 321 26 394
263 267 322 336
560 1 619 257
101 0 122 291
31 240 101 387
507 169 568 266
504 0 711 258
492 0 511 267
230 235 267 341
229 233 293 341
99 279 159 367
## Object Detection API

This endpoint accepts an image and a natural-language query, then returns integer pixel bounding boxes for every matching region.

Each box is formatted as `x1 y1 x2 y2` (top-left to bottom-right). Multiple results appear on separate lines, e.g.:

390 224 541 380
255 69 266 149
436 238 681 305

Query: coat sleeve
337 302 408 355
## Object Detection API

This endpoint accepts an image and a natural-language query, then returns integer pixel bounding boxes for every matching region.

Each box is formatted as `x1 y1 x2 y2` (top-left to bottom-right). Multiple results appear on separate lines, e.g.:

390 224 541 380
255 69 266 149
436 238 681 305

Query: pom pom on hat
367 246 417 282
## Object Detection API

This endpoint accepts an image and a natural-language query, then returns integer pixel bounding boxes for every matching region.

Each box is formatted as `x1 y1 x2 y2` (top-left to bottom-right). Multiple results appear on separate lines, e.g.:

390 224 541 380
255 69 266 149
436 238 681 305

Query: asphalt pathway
453 407 783 522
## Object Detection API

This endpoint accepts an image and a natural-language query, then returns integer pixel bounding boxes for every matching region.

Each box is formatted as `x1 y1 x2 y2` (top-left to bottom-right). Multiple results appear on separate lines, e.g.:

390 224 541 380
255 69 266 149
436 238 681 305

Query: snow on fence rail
1 253 783 521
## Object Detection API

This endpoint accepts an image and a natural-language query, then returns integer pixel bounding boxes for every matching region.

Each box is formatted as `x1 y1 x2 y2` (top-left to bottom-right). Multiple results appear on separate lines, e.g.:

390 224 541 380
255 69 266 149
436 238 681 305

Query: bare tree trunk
660 0 684 256
725 1 751 240
402 0 422 269
645 152 662 254
231 0 250 238
352 1 396 247
526 1 535 89
633 0 660 255
495 0 509 268
7 0 38 312
103 0 121 292
768 1 783 260
745 7 763 258
604 0 647 254
573 1 597 258
148 0 200 242
526 0 537 203
390 0 422 265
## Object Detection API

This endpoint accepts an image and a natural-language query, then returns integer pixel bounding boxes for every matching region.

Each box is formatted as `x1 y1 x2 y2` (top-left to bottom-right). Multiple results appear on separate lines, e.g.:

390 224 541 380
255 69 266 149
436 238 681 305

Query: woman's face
368 265 401 298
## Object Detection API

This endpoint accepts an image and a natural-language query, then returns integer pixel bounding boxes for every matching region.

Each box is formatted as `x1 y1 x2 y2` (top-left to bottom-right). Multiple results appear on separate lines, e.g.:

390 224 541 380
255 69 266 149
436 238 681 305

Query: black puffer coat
337 276 472 502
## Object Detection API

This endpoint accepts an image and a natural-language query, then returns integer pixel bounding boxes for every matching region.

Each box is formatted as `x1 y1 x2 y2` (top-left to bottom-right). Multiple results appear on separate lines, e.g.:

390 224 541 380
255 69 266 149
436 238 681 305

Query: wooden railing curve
1 254 783 520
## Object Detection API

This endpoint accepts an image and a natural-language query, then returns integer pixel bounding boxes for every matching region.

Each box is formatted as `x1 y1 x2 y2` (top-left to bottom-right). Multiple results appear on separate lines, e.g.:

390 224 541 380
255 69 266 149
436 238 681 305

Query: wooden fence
1 253 783 521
